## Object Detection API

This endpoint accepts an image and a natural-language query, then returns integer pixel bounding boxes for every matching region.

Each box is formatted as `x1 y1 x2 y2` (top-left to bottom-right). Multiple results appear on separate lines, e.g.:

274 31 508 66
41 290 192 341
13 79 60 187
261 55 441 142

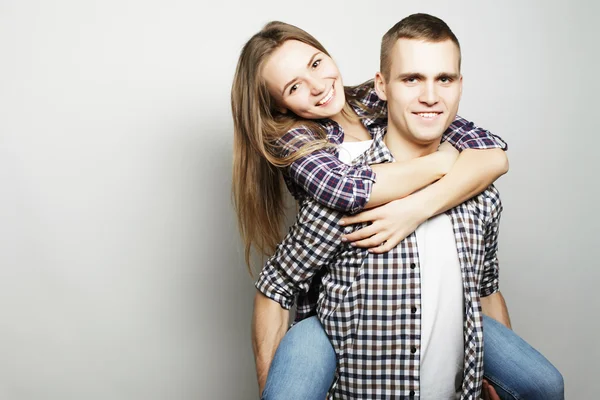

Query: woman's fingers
351 232 389 249
343 224 380 242
339 209 378 226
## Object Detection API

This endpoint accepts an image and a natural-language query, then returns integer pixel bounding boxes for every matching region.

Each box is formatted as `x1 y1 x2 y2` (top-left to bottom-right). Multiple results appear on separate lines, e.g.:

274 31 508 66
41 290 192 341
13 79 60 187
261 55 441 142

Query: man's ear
459 75 463 99
374 72 387 101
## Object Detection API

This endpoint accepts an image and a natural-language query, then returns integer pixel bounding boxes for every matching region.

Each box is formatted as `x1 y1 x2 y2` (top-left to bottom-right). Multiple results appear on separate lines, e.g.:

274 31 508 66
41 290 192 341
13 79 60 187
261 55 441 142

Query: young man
254 14 563 400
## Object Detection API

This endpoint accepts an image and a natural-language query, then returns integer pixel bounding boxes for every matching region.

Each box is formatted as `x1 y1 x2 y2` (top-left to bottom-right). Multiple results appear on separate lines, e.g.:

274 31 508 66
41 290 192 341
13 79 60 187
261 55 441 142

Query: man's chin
411 130 445 143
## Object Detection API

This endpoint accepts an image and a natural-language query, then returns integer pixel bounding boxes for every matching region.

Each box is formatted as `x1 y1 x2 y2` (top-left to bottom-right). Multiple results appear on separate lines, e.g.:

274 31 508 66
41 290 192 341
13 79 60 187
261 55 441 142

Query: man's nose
419 82 439 106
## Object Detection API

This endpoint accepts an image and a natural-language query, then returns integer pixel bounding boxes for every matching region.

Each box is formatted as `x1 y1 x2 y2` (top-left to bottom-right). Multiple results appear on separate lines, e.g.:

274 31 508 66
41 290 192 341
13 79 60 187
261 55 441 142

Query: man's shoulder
462 184 503 220
480 184 501 203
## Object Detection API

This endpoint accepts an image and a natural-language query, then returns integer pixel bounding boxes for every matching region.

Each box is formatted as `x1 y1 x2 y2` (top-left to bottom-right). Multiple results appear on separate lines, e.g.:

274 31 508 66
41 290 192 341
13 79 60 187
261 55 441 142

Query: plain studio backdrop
0 0 597 399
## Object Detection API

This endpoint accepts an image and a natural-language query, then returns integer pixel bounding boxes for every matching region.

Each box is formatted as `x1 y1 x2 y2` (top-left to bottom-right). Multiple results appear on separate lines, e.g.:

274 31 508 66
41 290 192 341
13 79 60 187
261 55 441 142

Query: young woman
232 21 563 400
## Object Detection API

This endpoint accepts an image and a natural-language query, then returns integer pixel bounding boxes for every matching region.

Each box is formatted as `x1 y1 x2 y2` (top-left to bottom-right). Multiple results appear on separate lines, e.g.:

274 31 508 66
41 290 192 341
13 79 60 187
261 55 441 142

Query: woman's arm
286 137 456 214
284 116 507 214
365 142 458 208
365 116 508 209
341 148 508 252
419 148 509 217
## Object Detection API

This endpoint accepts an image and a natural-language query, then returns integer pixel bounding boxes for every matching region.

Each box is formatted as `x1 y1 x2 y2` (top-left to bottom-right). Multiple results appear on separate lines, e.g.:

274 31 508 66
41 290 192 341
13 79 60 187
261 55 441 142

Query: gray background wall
0 0 597 399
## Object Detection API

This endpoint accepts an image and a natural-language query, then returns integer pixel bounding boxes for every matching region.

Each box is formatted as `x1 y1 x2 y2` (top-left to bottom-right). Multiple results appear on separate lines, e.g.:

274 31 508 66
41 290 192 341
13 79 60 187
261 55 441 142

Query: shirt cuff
255 273 294 310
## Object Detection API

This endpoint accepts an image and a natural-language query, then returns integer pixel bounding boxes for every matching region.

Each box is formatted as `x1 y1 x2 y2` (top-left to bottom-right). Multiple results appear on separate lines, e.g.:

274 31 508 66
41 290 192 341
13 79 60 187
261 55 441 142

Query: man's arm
252 292 289 396
252 201 344 395
479 185 511 329
481 291 512 329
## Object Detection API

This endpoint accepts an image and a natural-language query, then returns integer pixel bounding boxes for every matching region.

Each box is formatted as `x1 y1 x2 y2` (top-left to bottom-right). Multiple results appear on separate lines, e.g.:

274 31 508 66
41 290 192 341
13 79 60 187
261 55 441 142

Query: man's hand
340 194 428 253
482 379 501 400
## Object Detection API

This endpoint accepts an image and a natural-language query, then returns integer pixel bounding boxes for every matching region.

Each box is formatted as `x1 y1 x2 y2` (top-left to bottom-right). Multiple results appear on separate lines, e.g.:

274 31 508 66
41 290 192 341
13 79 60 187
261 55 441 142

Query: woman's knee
283 316 336 365
526 363 564 400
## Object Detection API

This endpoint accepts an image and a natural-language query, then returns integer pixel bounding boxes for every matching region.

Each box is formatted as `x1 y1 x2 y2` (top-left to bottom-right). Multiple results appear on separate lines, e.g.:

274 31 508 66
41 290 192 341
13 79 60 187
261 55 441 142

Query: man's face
376 38 462 145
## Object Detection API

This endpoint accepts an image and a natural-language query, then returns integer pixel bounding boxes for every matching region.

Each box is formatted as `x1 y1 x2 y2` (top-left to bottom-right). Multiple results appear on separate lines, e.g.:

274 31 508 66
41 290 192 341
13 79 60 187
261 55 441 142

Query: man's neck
384 125 441 162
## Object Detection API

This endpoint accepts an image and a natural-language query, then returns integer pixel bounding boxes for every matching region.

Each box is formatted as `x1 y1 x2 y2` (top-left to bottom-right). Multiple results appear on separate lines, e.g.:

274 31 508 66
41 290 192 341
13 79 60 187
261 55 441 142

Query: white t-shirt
416 215 464 400
337 140 373 165
338 140 464 399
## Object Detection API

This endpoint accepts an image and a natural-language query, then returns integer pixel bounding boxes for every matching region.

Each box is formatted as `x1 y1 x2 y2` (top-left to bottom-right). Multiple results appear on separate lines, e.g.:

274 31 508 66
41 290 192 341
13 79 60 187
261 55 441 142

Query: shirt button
411 306 417 313
411 347 417 354
409 390 415 397
410 263 416 269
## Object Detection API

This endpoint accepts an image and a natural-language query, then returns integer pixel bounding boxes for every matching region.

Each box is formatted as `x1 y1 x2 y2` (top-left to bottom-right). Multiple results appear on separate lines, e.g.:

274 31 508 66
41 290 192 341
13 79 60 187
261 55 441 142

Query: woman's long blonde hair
231 21 372 273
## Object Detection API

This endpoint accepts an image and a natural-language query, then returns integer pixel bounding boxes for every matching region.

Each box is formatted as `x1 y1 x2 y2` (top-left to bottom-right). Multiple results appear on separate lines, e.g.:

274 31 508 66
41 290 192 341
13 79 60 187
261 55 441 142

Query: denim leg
261 316 337 400
483 315 564 400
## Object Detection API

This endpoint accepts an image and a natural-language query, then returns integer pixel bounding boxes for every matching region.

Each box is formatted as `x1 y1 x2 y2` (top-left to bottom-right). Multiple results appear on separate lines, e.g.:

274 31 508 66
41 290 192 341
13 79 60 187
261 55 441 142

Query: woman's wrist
412 184 440 221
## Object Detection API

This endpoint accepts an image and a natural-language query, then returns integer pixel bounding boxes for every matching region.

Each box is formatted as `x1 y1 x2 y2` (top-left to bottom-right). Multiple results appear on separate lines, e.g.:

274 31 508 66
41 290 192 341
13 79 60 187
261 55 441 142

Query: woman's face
261 40 346 120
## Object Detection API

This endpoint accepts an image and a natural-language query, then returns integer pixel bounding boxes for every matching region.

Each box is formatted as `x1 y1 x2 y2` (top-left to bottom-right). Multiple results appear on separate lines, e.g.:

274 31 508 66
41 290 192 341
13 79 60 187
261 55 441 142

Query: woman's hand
339 194 429 254
339 141 460 253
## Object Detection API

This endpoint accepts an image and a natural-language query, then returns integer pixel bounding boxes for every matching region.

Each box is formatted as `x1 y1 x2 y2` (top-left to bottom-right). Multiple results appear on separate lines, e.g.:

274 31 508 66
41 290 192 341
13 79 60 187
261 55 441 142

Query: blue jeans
483 316 564 399
262 315 564 400
261 316 337 400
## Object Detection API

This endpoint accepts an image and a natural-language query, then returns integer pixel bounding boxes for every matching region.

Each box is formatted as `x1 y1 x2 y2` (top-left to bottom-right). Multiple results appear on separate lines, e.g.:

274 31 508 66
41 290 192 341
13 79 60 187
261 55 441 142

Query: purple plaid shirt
277 81 507 214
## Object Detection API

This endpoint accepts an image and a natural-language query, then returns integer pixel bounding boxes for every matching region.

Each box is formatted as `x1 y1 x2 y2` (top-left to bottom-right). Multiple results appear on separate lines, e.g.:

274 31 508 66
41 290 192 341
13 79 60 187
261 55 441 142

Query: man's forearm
252 291 290 395
481 291 512 329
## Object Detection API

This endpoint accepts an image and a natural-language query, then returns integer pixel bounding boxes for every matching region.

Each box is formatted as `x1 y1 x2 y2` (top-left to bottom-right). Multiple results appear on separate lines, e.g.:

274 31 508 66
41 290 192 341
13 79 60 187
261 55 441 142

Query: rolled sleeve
480 186 503 297
443 115 508 152
289 152 376 214
278 126 377 214
255 201 344 309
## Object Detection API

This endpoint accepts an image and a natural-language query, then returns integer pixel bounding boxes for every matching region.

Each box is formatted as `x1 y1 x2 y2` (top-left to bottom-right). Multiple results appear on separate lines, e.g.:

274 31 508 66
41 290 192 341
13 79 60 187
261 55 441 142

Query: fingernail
339 220 345 225
350 243 356 247
341 237 348 242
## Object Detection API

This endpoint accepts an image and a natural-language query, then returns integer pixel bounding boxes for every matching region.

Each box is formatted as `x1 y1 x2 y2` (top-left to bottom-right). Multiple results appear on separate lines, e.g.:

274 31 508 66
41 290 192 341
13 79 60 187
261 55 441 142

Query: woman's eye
312 59 321 68
289 84 299 94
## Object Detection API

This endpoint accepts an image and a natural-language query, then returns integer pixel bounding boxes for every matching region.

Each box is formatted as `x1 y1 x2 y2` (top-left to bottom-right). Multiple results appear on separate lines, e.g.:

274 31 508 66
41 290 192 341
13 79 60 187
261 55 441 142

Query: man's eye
440 77 452 83
289 84 299 94
405 77 417 83
312 59 321 68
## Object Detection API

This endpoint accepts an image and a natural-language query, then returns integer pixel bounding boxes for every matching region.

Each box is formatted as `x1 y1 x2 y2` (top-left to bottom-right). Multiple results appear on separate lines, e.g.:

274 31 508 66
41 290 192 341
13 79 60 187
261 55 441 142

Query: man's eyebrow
281 52 321 96
436 72 460 80
396 72 425 80
395 72 460 81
